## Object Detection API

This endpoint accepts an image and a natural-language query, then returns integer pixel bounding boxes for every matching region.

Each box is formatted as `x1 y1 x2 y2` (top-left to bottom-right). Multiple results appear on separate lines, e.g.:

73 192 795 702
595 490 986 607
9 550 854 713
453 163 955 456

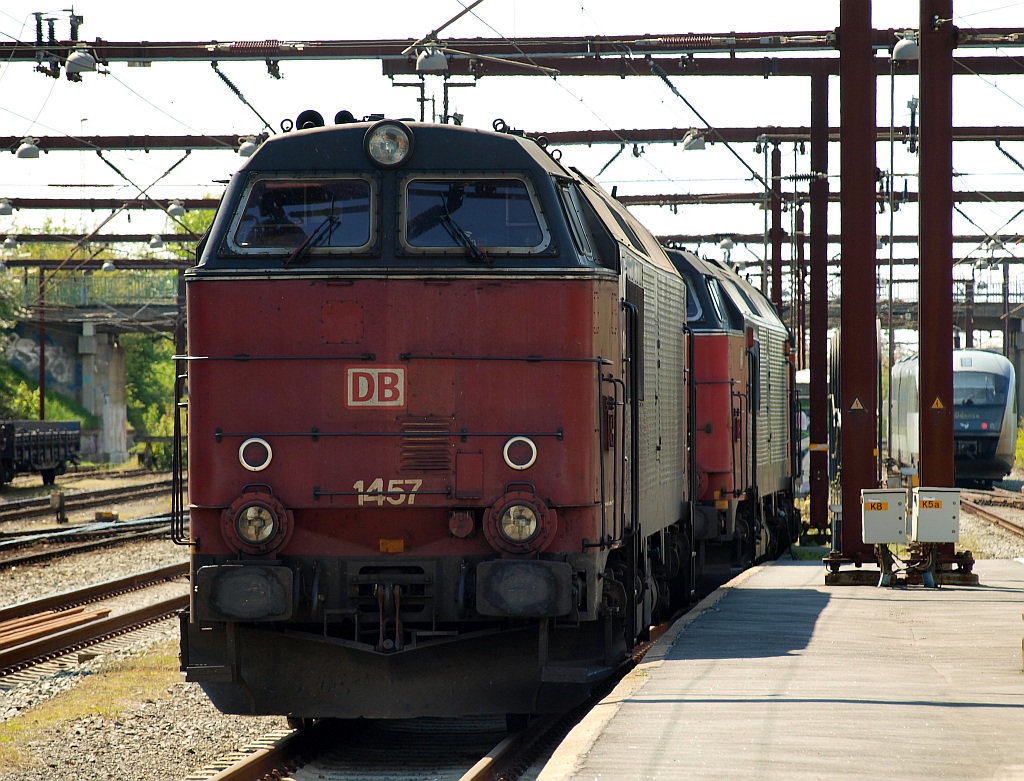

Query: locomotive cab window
401 177 549 255
556 180 617 269
685 285 704 323
229 177 374 254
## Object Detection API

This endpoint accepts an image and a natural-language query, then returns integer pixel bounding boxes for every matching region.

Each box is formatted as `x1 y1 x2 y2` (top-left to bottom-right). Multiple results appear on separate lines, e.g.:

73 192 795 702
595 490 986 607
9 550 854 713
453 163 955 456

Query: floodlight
415 47 449 73
0 199 11 216
66 48 97 75
101 259 116 272
16 138 39 159
681 129 705 151
893 31 919 61
149 235 164 249
167 200 185 218
238 136 258 157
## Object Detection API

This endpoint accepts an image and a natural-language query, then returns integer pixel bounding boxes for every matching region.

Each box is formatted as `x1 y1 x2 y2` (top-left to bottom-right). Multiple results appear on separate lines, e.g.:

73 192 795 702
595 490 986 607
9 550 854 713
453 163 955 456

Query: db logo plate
347 367 406 408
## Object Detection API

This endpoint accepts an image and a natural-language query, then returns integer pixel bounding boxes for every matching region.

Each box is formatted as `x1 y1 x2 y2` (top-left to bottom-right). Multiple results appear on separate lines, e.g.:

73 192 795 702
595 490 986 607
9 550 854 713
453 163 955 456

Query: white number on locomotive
353 478 423 506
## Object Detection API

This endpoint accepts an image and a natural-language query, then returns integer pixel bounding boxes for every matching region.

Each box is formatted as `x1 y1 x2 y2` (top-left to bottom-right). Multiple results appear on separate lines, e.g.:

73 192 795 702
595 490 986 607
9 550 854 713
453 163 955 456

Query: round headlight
364 120 414 168
235 503 276 544
221 490 293 555
499 504 539 543
483 491 557 555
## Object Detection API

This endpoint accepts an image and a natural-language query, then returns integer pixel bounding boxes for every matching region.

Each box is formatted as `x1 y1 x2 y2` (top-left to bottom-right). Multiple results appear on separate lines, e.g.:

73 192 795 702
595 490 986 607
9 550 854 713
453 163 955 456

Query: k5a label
346 367 406 408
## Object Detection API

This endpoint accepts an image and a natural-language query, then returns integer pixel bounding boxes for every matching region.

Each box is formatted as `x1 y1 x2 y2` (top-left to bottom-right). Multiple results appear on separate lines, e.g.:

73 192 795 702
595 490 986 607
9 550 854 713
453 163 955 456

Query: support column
795 206 807 370
918 0 955 488
809 66 830 536
771 142 784 312
837 0 878 561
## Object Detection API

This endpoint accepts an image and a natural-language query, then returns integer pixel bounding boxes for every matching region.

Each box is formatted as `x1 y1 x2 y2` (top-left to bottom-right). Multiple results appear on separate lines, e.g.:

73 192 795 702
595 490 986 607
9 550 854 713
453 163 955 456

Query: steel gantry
2 21 1021 567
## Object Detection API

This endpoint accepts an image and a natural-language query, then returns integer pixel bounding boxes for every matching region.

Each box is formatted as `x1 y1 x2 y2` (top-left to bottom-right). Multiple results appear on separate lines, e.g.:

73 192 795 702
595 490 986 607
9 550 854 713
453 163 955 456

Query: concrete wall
2 322 128 464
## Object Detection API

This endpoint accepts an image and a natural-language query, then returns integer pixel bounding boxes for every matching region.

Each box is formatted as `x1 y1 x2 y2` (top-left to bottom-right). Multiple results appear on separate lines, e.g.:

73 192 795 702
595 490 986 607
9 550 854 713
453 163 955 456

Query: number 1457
353 478 423 506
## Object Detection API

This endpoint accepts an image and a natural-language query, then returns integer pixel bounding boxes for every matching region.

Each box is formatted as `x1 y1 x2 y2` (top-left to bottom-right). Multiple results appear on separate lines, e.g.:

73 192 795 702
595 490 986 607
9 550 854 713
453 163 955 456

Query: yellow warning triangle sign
850 398 864 410
931 397 944 410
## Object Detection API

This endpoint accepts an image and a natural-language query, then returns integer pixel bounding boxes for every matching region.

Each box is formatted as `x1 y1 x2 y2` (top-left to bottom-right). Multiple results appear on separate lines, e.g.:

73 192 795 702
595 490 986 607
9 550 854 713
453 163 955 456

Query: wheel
287 716 315 730
40 468 56 486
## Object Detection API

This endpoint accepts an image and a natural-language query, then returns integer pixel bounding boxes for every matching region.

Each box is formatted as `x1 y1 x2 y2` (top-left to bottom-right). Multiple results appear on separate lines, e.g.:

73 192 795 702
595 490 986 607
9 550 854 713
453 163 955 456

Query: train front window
954 372 1008 406
403 178 547 253
231 178 373 253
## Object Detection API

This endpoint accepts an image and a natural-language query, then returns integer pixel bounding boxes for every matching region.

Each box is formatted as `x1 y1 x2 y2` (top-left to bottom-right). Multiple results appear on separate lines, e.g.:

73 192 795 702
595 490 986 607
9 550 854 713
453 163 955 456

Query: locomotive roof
664 246 787 332
893 349 1015 378
241 120 568 176
202 118 681 277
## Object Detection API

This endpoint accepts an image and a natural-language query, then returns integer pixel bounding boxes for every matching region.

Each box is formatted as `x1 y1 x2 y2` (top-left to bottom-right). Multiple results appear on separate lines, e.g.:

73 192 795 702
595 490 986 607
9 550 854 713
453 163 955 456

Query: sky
0 0 1022 306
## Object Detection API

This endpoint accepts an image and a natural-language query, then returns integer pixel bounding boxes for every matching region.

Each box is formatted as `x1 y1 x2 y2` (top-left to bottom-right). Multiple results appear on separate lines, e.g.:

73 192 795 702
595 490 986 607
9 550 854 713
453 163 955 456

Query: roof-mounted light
16 138 39 159
66 48 97 75
364 120 414 169
238 136 259 157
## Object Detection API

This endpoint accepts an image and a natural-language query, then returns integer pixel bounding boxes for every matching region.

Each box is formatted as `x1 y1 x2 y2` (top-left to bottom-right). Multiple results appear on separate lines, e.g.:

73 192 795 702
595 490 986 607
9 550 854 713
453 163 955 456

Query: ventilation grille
400 419 452 472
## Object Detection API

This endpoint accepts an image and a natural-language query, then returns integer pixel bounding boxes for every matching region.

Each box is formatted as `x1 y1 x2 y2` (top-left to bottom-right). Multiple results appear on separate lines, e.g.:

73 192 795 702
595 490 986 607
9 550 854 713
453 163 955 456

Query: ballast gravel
0 508 1023 781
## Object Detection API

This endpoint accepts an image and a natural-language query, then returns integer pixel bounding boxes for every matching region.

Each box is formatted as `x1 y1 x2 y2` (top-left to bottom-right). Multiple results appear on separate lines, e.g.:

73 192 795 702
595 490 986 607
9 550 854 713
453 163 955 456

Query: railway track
0 515 174 568
960 498 1024 539
0 563 188 677
6 467 155 489
961 486 1024 510
186 616 681 781
0 477 176 525
184 712 564 781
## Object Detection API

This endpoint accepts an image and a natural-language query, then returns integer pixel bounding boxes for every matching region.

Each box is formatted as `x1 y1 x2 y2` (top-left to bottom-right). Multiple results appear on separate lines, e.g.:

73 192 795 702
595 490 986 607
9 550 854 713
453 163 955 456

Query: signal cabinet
861 488 909 544
911 487 960 543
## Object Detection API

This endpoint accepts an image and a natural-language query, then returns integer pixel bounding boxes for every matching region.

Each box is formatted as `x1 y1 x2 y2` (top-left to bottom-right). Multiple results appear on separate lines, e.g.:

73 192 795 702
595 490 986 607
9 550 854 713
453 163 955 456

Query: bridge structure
3 269 181 464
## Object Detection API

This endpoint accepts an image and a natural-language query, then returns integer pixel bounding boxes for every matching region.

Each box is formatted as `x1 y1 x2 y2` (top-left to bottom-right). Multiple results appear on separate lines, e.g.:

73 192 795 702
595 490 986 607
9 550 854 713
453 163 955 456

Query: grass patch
0 640 179 769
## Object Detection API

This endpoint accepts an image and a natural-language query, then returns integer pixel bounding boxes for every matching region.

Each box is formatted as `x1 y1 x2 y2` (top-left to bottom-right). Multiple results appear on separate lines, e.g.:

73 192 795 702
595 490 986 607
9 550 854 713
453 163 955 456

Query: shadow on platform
665 588 830 660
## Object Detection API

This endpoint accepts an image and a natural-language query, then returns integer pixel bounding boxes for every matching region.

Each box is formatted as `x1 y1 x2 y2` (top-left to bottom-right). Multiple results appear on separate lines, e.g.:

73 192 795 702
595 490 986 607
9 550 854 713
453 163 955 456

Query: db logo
346 367 406 408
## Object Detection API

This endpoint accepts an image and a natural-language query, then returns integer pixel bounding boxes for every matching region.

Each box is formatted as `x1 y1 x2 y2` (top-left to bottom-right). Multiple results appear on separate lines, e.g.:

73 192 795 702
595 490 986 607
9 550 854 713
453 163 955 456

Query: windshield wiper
284 212 338 267
439 212 489 264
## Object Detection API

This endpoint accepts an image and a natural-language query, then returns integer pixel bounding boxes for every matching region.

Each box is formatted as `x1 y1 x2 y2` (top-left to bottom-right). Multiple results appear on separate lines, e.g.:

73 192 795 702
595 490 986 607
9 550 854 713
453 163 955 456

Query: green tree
128 204 213 468
124 332 176 433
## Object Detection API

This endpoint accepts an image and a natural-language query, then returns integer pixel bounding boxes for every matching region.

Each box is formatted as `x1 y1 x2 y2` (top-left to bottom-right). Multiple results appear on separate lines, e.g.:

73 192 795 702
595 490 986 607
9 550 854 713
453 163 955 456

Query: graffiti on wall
2 327 81 394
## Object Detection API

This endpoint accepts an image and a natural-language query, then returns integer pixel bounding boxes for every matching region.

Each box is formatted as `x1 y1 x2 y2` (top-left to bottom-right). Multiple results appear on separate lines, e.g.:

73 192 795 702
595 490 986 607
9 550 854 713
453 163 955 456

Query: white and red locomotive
176 115 796 724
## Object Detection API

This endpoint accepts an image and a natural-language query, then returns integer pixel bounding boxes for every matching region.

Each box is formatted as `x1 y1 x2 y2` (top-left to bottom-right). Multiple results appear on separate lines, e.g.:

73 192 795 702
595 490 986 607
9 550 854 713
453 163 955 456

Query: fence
16 271 180 309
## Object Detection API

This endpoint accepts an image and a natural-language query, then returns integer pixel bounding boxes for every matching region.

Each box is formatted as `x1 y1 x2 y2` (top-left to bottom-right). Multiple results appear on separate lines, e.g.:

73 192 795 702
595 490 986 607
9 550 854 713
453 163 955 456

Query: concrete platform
538 559 1024 781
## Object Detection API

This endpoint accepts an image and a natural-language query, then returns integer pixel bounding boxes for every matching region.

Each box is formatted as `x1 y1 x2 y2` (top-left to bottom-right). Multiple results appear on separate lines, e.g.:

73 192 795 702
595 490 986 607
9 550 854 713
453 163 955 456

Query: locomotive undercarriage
693 489 800 575
182 550 637 718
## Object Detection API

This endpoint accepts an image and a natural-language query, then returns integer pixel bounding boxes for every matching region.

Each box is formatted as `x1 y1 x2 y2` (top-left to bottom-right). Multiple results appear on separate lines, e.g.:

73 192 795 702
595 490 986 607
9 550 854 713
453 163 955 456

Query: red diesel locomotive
665 249 802 571
176 116 695 722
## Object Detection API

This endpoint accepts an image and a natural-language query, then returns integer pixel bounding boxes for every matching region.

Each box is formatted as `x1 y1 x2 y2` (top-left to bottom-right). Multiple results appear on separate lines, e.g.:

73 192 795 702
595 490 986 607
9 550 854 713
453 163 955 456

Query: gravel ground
0 538 186 607
0 489 1022 781
0 534 287 781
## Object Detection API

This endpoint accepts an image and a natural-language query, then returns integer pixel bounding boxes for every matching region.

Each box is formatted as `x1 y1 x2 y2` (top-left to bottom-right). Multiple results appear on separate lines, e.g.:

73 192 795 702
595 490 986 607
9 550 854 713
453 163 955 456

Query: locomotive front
178 119 683 721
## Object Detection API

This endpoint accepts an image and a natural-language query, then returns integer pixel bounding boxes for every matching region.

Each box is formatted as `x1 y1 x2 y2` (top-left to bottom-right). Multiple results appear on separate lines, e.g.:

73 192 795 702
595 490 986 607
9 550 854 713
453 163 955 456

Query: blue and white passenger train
890 349 1017 487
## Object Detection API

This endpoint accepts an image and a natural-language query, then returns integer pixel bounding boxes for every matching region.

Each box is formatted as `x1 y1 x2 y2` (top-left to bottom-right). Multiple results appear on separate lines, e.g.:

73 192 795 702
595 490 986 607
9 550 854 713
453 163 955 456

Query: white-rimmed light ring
239 437 273 471
503 436 537 471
